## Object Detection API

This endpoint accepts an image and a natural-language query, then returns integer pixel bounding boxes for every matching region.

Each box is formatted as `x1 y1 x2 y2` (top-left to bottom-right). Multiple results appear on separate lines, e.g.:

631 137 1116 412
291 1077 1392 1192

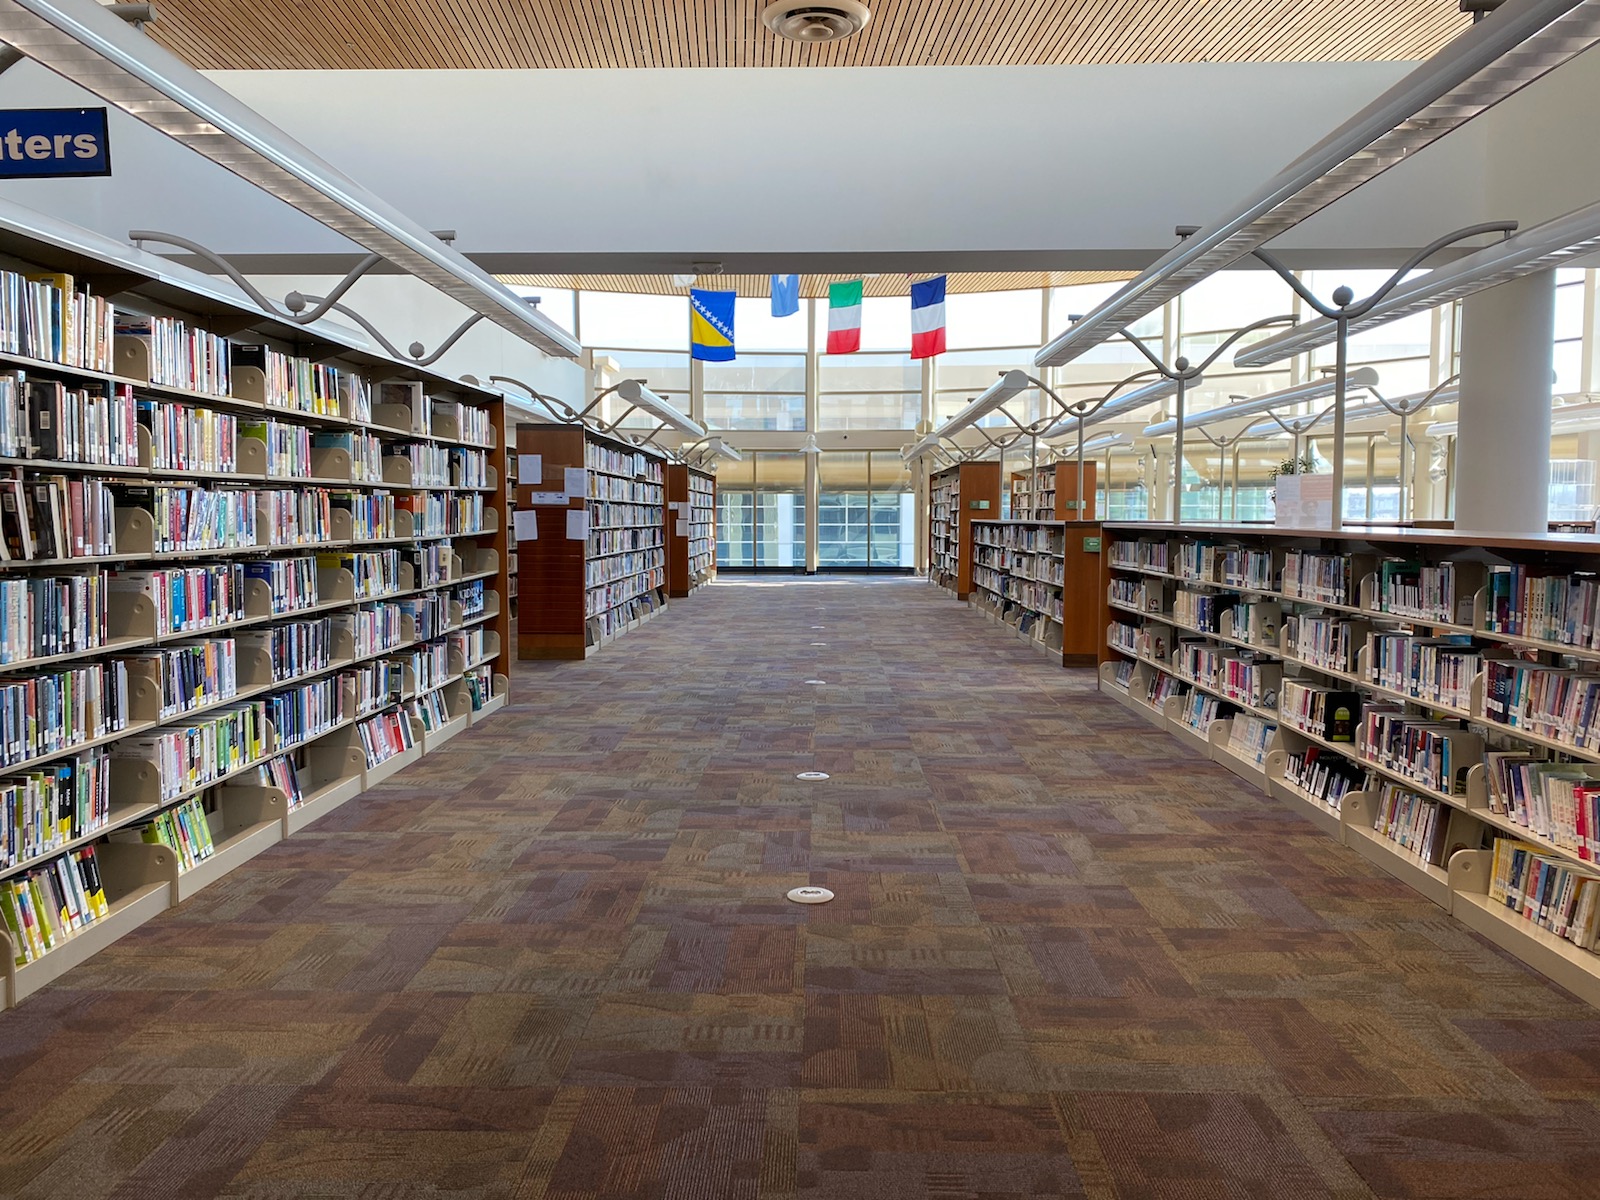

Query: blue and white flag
770 273 800 319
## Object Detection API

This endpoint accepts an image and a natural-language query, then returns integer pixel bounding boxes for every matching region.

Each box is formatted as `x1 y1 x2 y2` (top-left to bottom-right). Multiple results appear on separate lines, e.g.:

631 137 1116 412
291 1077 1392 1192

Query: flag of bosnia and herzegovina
690 289 736 361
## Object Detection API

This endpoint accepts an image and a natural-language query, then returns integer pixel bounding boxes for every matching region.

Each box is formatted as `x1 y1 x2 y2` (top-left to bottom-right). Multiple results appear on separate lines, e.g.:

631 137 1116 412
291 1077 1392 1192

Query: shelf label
526 491 565 505
0 108 111 178
1082 536 1101 553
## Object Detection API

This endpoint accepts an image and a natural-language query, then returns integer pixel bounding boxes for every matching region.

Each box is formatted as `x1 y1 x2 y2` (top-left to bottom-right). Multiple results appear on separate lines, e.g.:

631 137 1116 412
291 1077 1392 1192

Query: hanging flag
771 274 800 318
689 288 736 362
910 275 947 359
827 280 863 354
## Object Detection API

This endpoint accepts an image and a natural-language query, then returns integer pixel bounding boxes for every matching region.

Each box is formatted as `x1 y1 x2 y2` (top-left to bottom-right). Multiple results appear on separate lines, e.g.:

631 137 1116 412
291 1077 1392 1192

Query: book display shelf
0 217 512 1008
666 463 716 598
1009 461 1097 521
928 461 1001 599
514 424 668 659
1100 520 1600 1007
969 520 1067 656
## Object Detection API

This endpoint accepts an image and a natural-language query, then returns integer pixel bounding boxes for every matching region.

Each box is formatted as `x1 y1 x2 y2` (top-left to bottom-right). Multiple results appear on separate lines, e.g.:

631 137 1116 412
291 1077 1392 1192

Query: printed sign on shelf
0 109 111 178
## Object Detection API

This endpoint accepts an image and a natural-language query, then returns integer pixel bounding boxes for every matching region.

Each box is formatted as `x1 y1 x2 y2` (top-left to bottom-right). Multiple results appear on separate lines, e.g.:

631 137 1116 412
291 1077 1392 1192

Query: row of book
1 844 111 967
1178 690 1232 734
408 492 483 538
585 550 664 590
591 528 662 557
1 660 131 769
111 564 246 637
1281 549 1358 606
1 747 111 871
450 447 490 489
1485 563 1600 650
356 708 414 768
1109 577 1166 614
972 523 1063 554
0 270 115 374
586 443 663 482
0 376 140 468
1146 669 1185 710
1371 782 1452 865
401 593 450 642
117 699 269 802
1220 547 1273 591
248 618 333 683
343 603 406 660
395 441 452 487
353 659 403 717
1368 633 1480 710
1173 588 1227 633
436 399 491 447
128 795 216 873
1483 658 1600 751
116 315 230 396
589 500 660 530
265 677 345 751
1488 836 1600 950
1485 752 1600 858
1227 714 1277 767
1362 705 1480 797
1000 577 1062 620
1284 613 1361 673
1375 559 1471 625
145 400 237 474
0 475 114 561
133 640 239 721
238 345 342 418
1283 745 1365 811
1109 539 1169 573
587 588 664 639
0 571 111 665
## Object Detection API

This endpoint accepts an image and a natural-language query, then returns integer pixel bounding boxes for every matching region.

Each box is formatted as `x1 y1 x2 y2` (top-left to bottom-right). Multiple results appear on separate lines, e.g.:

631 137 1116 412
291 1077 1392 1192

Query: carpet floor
5 576 1600 1199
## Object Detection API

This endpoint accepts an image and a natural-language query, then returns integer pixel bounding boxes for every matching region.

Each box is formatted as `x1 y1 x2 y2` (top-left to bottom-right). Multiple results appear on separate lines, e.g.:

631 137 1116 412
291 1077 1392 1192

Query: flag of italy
827 280 862 354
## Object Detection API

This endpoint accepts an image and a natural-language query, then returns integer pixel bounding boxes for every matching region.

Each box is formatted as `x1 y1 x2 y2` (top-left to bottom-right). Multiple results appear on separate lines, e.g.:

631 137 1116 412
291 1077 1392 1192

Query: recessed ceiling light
762 0 870 43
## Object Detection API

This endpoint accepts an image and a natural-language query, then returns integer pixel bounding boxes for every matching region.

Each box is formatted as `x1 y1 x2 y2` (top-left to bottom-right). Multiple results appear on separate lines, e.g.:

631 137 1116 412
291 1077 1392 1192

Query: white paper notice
564 467 588 498
513 509 539 541
566 509 588 540
517 454 542 482
527 491 565 506
676 520 690 536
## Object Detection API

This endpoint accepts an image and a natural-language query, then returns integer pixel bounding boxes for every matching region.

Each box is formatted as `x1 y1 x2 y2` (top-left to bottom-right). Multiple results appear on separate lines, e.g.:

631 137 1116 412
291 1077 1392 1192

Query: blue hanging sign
0 108 111 178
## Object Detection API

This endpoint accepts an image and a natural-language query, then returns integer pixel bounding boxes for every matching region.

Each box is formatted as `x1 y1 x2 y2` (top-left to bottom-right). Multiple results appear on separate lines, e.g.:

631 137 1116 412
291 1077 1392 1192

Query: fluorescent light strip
1040 375 1188 441
616 378 706 440
1033 0 1600 369
1140 368 1379 437
0 0 582 359
1228 385 1461 438
1427 395 1598 437
1235 200 1600 368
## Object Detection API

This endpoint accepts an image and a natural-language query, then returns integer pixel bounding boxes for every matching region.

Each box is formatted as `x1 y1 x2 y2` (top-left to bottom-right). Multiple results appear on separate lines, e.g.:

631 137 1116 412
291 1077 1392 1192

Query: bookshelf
514 423 668 659
666 463 716 598
0 216 514 1007
928 461 1001 599
1009 461 1097 521
969 520 1066 656
1100 520 1600 1009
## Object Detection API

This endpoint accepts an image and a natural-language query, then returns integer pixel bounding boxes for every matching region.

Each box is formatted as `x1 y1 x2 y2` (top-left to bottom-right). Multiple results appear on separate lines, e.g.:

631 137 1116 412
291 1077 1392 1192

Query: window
818 350 919 430
716 452 806 569
704 353 806 431
591 347 690 429
817 451 915 568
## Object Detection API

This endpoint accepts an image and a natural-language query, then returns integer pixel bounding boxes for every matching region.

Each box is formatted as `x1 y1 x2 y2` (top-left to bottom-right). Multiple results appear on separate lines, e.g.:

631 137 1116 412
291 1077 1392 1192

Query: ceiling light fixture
1139 368 1380 437
762 0 871 43
1235 199 1600 369
0 0 581 358
1033 0 1600 370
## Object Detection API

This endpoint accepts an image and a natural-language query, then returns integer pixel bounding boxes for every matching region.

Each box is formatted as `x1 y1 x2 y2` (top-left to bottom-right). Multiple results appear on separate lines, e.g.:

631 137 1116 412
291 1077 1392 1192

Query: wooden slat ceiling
498 271 1137 297
147 0 1467 70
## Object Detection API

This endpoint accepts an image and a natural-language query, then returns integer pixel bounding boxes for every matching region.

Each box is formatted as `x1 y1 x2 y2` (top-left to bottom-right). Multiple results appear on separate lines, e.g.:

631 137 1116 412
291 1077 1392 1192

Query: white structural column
1454 271 1556 534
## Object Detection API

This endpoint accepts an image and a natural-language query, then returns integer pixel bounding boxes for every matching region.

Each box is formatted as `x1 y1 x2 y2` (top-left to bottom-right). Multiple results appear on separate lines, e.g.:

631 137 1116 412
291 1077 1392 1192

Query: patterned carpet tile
6 578 1600 1196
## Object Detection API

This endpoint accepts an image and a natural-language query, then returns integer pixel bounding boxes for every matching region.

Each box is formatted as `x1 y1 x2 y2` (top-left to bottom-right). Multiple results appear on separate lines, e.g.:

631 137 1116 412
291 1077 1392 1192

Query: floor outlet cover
787 886 835 904
796 771 830 781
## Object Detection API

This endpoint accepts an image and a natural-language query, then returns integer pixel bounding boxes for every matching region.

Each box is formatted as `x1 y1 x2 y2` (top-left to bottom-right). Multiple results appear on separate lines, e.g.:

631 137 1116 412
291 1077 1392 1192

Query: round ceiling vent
762 0 871 43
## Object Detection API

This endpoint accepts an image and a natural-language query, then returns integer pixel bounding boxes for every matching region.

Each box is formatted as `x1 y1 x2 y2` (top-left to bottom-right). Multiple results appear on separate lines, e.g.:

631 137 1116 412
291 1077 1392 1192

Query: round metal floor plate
787 886 835 904
796 771 830 781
